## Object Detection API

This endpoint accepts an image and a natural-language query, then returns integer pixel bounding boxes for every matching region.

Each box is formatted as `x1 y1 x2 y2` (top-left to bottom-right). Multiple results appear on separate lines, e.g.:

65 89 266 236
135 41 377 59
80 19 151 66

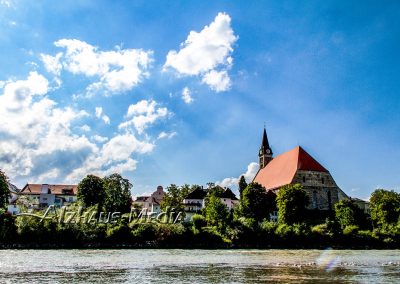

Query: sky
0 0 399 199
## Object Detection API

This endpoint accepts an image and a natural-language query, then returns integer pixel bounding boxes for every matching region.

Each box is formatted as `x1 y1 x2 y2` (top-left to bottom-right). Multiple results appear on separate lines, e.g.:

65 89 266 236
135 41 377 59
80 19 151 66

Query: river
0 249 399 283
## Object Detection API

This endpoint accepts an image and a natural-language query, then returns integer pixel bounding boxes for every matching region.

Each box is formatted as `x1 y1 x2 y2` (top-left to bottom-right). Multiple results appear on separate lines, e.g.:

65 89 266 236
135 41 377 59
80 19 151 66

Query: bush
343 225 359 236
191 214 207 232
0 212 16 241
131 223 157 243
106 224 132 243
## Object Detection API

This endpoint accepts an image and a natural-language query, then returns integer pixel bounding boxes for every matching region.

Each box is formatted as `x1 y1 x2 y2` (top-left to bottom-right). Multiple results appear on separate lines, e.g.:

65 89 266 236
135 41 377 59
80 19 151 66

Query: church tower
259 127 273 169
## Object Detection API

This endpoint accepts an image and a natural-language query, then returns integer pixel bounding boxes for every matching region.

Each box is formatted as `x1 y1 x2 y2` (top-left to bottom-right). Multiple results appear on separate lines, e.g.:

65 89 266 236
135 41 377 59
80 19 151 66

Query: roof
20 184 77 195
253 146 328 190
220 188 238 200
8 182 19 194
133 196 160 205
185 188 207 200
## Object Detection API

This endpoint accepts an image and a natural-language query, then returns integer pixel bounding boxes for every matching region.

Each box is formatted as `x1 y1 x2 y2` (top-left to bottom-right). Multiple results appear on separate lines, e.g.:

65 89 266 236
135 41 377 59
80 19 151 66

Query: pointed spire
261 127 271 150
259 126 273 169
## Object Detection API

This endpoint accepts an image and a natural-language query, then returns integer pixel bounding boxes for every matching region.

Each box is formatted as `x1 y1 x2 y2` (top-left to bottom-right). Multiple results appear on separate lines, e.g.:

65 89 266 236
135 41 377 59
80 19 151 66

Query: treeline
0 170 400 248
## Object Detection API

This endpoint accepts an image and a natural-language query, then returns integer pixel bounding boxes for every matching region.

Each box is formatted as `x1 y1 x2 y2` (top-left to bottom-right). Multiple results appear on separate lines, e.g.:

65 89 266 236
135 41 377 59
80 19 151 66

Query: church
253 128 345 210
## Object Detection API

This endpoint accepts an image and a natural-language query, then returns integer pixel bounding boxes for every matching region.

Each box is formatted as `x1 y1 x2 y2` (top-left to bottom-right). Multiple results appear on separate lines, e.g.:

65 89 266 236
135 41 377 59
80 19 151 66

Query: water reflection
0 250 399 283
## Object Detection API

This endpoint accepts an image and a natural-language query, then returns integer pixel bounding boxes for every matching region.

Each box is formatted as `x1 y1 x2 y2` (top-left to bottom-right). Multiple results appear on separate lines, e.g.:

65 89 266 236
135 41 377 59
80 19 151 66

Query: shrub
191 214 207 232
343 225 359 236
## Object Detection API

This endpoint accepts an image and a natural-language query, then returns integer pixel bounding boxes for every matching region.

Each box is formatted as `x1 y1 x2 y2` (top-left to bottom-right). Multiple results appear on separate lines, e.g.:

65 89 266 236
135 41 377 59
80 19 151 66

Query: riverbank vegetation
0 170 400 249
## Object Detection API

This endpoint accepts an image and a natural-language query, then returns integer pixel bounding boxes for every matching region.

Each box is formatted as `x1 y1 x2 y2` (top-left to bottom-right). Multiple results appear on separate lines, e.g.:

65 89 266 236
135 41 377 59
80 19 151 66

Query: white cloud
157 131 177 140
95 107 103 118
66 134 154 180
91 135 108 143
182 87 193 104
119 99 169 134
216 162 259 188
40 52 63 76
95 106 110 124
0 72 159 186
80 124 91 132
163 12 237 92
51 39 153 95
102 115 110 125
0 72 93 181
201 70 231 92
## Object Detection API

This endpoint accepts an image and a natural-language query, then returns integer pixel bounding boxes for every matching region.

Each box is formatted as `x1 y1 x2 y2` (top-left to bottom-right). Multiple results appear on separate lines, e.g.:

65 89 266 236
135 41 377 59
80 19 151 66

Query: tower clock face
266 149 271 154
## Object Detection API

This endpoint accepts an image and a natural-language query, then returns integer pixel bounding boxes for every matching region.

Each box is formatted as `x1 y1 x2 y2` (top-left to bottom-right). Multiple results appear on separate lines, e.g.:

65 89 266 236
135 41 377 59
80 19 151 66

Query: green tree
238 176 247 200
160 184 193 212
204 194 229 230
103 173 132 213
240 182 275 222
77 175 105 208
334 199 364 229
370 189 400 229
0 169 10 211
276 184 308 224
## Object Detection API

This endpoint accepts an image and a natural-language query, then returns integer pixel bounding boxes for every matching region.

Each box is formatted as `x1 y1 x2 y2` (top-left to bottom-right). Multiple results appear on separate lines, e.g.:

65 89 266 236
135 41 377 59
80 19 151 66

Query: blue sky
0 0 399 199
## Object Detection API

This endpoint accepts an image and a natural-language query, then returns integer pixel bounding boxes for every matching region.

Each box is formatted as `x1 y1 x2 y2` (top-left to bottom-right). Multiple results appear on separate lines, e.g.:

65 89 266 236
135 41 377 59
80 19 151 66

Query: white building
133 186 165 215
19 184 77 209
182 186 239 220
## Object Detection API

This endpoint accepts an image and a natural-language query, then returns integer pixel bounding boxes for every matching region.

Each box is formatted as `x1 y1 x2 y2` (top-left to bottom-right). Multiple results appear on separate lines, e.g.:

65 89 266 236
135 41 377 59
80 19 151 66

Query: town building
254 128 345 210
7 182 20 215
182 186 239 220
132 186 165 214
19 184 77 209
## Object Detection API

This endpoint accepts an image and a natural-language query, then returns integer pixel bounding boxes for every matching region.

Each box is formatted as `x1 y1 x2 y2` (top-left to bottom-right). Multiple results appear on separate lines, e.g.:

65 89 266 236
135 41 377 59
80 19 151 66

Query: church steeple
259 127 273 169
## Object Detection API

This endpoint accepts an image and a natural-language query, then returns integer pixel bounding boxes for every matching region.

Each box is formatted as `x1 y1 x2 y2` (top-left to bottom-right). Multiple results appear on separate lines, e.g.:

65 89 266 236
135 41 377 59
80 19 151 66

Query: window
322 178 325 184
303 176 306 183
312 191 317 209
327 190 332 210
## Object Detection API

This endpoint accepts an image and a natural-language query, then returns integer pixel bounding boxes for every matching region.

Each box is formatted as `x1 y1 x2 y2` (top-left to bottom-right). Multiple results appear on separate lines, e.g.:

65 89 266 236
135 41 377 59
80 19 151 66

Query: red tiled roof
253 146 328 190
20 184 77 195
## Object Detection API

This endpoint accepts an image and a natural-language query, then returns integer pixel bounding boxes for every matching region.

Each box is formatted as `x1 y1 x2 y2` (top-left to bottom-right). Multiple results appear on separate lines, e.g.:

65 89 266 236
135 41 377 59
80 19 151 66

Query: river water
0 249 399 283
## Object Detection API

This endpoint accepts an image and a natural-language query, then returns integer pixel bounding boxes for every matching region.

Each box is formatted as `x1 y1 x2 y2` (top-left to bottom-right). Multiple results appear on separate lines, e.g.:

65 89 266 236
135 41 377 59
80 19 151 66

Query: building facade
133 186 166 215
19 184 77 209
253 128 343 210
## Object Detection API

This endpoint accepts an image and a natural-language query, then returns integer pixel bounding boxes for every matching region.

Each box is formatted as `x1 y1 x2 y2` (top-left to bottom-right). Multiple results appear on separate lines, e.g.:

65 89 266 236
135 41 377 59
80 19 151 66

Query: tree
276 184 308 224
103 173 132 213
77 175 105 208
238 176 247 200
0 170 10 211
204 194 229 230
160 184 193 212
334 199 365 229
240 182 275 222
370 189 400 229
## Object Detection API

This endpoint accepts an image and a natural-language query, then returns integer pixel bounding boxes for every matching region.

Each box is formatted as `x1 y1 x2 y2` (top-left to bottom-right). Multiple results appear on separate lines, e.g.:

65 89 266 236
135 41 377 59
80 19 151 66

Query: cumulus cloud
0 72 159 185
40 52 63 76
66 134 154 180
0 72 94 181
119 99 169 134
40 39 153 96
201 70 231 92
181 87 193 104
91 135 108 143
164 12 237 92
216 162 259 188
